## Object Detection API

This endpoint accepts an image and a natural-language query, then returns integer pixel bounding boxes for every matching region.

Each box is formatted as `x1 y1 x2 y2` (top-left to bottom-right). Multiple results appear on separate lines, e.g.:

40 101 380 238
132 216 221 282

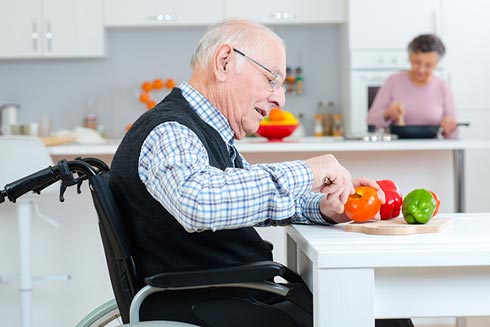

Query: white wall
0 25 342 138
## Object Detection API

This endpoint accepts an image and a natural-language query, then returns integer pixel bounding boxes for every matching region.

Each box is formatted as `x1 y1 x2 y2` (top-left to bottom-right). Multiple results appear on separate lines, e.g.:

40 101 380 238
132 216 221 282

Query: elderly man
110 18 413 327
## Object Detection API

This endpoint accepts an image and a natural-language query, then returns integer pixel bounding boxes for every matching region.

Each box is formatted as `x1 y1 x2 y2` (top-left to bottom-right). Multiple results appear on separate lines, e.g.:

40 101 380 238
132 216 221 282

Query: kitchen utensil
389 122 470 139
344 133 397 142
0 104 20 135
345 217 451 235
256 123 298 142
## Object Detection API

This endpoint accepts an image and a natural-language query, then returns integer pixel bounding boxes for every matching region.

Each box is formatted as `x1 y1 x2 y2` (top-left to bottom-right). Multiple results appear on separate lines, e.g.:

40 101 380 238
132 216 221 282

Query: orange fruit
152 79 164 90
139 92 151 104
269 108 285 121
146 101 156 110
141 82 153 92
166 78 176 89
282 111 298 124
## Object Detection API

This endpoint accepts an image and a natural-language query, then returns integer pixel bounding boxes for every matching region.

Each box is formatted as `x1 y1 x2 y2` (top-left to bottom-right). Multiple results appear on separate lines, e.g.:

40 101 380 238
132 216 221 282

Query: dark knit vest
109 88 272 284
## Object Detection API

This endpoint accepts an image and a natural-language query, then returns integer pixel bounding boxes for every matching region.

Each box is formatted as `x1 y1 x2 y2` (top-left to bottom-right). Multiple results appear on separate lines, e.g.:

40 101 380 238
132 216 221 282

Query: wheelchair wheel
75 298 123 327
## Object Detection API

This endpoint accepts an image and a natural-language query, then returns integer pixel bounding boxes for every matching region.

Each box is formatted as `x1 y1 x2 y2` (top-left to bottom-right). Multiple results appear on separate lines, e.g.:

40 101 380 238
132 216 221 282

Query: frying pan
389 123 470 139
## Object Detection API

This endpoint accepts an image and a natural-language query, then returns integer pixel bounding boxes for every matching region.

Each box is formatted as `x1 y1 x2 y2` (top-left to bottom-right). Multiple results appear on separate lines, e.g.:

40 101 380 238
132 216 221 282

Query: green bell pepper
402 189 436 224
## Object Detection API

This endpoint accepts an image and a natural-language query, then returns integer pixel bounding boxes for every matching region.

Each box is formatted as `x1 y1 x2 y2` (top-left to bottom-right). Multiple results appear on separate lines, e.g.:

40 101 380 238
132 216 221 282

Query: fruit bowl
256 123 298 142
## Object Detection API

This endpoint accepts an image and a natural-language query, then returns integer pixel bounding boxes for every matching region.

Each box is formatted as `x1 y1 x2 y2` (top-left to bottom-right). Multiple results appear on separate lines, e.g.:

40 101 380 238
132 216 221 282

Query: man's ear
214 44 234 82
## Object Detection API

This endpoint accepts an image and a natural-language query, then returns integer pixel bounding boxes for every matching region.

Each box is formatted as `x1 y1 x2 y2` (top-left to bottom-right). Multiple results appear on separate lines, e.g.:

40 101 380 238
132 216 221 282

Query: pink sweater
367 71 457 128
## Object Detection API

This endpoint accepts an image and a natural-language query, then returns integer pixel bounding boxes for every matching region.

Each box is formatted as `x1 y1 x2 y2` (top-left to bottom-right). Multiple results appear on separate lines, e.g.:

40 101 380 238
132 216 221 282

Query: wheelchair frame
1 157 309 327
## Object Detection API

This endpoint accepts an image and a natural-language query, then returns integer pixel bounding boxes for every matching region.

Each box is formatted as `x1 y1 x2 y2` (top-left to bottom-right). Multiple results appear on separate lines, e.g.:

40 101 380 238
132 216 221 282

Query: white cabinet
443 0 490 111
104 0 224 27
0 0 104 59
348 0 442 50
225 0 346 24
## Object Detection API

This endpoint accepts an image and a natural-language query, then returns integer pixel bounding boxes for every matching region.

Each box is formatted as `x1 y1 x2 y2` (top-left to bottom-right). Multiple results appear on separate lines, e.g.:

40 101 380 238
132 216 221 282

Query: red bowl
256 124 298 142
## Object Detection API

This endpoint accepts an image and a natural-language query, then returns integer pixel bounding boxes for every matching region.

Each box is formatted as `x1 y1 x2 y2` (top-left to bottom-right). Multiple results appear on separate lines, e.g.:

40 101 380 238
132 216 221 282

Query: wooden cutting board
344 217 451 235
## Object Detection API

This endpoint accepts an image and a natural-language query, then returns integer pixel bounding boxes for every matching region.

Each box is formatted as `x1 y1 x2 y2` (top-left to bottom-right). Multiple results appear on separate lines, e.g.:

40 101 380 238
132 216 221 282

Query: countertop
47 137 490 156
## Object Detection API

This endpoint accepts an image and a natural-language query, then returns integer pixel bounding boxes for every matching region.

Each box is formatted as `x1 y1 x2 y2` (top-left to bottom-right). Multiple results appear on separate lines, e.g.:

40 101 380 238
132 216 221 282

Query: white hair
191 18 284 71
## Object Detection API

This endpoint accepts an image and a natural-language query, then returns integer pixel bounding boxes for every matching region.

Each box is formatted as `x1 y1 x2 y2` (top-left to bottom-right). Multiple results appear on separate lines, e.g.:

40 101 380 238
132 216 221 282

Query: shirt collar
179 82 235 146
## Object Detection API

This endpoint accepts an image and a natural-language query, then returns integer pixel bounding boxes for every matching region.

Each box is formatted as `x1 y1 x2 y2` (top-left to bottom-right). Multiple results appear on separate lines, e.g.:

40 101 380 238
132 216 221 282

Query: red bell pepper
376 180 403 220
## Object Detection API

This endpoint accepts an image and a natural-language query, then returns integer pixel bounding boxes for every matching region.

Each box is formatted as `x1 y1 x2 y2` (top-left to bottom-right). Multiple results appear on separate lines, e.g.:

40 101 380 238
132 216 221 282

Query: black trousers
141 281 414 327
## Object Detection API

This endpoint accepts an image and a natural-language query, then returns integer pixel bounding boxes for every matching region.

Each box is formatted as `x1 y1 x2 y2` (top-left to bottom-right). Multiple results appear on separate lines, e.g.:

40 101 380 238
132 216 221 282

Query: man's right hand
305 154 354 209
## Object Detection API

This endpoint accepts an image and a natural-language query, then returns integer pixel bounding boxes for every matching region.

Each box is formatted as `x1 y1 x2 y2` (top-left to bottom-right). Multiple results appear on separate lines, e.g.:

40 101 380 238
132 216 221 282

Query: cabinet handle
270 12 297 20
147 13 178 22
32 21 39 51
45 21 53 52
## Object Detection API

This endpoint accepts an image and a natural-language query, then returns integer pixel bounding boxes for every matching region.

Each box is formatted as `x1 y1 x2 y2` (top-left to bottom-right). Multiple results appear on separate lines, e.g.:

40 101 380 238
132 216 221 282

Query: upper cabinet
105 0 225 27
0 0 104 59
225 0 346 24
348 0 442 50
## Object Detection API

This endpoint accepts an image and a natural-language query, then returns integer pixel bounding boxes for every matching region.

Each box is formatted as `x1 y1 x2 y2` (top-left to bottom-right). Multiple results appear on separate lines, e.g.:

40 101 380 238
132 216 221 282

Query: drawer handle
148 13 178 22
270 12 297 20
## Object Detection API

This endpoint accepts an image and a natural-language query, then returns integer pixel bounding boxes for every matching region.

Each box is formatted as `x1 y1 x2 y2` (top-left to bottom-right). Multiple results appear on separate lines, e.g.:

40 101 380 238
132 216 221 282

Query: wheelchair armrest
145 261 293 288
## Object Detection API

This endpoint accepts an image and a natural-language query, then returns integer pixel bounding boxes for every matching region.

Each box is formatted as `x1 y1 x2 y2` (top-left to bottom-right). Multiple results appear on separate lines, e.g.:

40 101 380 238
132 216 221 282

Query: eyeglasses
233 48 285 92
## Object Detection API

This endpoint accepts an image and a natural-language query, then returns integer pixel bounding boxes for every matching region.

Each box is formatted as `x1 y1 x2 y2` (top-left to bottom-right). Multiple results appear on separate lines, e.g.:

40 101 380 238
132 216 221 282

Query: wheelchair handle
1 158 106 204
2 166 58 203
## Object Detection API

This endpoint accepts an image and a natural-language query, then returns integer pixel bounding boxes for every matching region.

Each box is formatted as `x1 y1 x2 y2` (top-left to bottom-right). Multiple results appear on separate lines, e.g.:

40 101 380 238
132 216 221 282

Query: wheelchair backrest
88 173 140 323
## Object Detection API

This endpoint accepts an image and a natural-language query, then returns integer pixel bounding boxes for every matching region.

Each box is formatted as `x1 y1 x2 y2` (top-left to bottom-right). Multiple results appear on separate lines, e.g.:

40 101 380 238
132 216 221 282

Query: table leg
314 268 375 327
286 233 297 272
18 199 32 327
453 149 465 213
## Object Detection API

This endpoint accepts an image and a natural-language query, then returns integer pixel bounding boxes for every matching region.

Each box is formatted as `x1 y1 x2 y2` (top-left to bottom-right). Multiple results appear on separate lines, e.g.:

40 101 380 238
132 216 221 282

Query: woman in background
367 34 458 138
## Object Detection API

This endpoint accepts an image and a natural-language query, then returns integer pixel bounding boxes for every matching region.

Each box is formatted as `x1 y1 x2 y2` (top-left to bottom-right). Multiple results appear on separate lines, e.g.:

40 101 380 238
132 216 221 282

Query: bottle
314 114 324 137
331 113 344 137
83 99 97 130
318 101 333 136
285 67 296 94
295 67 304 95
83 114 98 130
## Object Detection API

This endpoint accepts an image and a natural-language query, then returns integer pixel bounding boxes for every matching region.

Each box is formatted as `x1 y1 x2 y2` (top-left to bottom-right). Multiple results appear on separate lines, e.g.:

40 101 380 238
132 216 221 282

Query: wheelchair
1 157 311 327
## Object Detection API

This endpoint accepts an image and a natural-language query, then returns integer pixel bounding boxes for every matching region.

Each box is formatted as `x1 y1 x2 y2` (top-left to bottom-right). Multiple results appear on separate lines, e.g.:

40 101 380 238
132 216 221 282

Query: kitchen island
49 137 490 213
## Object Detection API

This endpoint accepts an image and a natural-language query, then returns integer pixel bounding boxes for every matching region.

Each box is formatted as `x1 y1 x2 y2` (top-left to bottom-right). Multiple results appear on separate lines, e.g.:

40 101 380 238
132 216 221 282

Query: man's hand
319 177 386 223
305 154 354 214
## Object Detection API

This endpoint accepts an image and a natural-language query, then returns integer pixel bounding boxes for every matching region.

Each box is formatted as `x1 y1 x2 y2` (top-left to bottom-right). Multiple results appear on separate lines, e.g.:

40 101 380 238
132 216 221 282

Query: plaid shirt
138 82 329 232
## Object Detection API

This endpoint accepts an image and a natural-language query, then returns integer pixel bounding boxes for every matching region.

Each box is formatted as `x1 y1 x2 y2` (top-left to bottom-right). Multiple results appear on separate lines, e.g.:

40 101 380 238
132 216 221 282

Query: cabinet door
225 0 345 24
443 0 490 111
0 0 42 58
105 0 224 27
349 0 441 50
0 0 104 59
43 0 104 57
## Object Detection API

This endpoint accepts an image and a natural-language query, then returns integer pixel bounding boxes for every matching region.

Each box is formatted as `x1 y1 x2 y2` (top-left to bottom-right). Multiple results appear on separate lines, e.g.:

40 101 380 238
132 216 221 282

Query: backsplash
0 24 341 138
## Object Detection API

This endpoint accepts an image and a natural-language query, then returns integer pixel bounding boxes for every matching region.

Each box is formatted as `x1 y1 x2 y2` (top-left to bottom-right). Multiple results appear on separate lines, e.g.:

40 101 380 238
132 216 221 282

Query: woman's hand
441 115 458 136
384 102 405 123
319 177 385 223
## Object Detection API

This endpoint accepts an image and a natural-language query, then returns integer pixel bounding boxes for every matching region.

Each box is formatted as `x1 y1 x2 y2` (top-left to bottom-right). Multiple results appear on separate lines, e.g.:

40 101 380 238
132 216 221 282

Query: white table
286 213 490 327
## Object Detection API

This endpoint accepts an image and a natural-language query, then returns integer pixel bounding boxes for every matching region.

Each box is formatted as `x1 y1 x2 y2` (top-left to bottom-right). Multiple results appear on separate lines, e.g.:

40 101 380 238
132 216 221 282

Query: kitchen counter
47 137 490 214
47 137 490 155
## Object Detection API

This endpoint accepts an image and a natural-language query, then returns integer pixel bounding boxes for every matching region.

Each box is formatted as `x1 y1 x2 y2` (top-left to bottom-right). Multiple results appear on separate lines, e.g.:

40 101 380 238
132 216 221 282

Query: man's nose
269 88 286 108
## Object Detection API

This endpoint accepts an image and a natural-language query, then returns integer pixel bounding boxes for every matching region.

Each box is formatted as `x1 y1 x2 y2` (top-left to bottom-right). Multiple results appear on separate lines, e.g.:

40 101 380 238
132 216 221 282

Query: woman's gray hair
408 34 446 57
191 18 284 70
